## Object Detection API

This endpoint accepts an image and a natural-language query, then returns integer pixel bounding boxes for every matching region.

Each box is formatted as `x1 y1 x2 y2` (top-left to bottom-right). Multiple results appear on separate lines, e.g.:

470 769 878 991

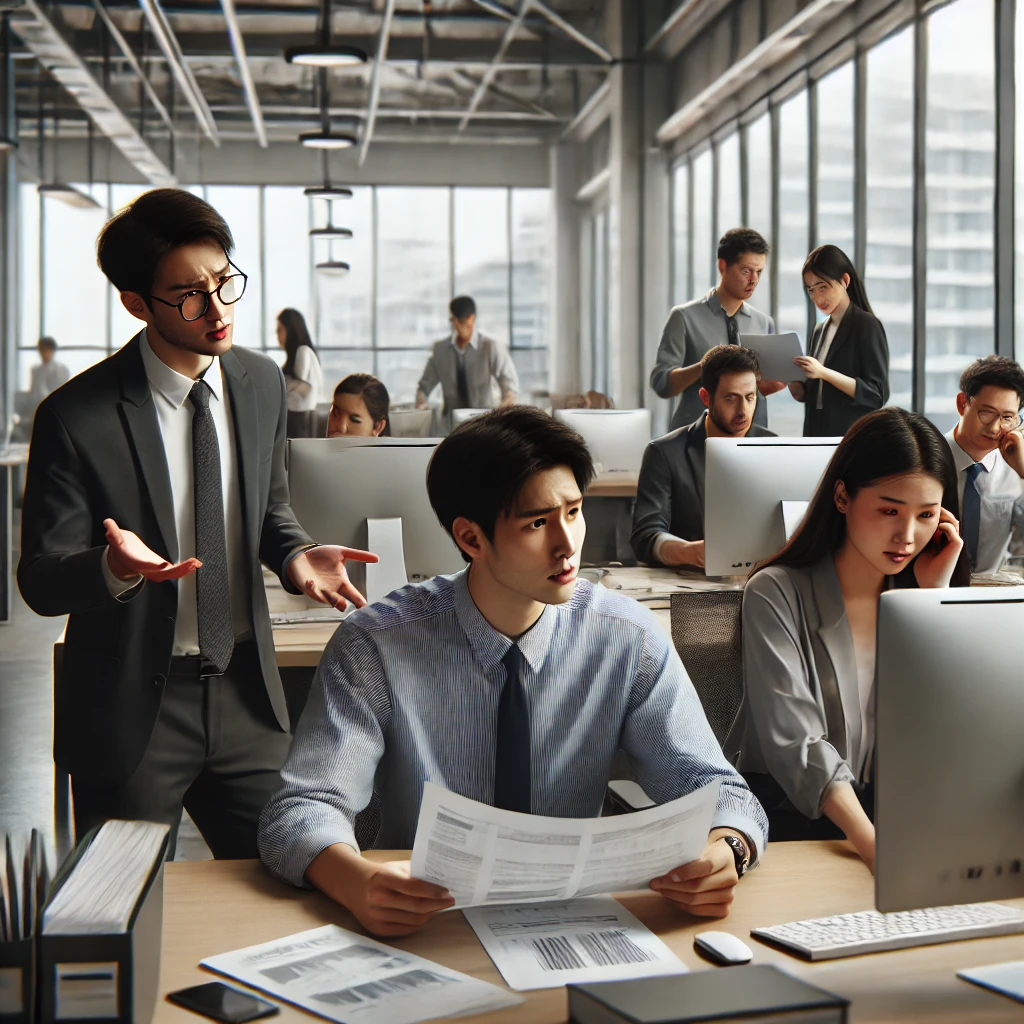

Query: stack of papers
42 820 168 935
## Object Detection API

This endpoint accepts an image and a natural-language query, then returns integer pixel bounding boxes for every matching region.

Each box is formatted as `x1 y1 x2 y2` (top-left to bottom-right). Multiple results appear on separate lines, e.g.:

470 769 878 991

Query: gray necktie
188 378 234 672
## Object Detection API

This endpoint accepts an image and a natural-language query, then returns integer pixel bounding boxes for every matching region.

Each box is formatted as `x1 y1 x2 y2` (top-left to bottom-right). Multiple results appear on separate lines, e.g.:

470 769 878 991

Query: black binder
38 825 169 1024
0 830 48 1024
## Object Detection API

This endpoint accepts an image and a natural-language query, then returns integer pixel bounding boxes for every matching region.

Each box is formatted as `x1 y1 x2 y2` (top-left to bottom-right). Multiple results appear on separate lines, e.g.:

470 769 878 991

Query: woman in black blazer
789 244 890 436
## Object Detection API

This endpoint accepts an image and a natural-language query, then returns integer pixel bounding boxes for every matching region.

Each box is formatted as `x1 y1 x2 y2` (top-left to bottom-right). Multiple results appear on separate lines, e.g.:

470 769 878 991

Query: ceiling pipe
356 0 396 167
457 0 529 132
219 0 266 146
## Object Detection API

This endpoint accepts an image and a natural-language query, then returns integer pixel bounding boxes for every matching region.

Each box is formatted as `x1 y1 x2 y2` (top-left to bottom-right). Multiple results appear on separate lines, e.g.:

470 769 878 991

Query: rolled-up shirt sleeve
741 576 855 819
258 623 391 887
622 619 768 862
649 309 688 398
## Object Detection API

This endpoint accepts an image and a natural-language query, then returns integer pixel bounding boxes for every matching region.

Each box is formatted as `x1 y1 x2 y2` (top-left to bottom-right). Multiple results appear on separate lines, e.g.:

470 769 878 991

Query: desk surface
587 471 638 498
157 843 1024 1023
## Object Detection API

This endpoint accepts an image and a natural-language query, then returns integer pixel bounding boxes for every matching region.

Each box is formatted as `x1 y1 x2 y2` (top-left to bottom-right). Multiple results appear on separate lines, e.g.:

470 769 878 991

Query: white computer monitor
389 408 434 438
451 408 489 427
875 586 1024 912
703 436 841 576
553 408 652 474
287 436 465 603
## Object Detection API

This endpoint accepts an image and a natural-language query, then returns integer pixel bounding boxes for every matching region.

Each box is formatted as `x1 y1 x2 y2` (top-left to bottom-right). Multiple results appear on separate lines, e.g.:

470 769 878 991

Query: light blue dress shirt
258 569 768 887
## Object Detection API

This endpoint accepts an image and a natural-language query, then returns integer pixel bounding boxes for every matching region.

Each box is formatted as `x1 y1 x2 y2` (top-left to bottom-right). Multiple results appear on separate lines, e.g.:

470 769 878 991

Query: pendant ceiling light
304 185 353 200
309 153 353 276
36 75 101 209
285 0 366 68
299 130 357 149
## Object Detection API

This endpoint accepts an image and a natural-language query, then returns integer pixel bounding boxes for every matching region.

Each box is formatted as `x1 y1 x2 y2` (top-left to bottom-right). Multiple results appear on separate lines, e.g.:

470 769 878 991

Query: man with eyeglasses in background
944 355 1024 575
18 188 377 858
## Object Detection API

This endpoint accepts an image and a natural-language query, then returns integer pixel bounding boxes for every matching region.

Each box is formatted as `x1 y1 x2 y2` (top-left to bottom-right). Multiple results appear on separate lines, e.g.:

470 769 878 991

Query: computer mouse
693 930 753 966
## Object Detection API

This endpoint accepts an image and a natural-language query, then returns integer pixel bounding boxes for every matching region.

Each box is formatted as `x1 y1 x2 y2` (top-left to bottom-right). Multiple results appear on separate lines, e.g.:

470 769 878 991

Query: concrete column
549 142 581 394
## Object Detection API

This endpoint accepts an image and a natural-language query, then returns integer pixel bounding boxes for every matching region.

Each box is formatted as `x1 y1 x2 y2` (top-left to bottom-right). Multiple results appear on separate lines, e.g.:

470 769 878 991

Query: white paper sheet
409 779 721 909
463 896 687 991
201 924 522 1024
738 332 806 382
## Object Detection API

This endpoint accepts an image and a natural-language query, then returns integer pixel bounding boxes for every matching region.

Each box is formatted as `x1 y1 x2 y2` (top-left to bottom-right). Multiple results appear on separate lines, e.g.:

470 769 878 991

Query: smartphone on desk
167 982 279 1023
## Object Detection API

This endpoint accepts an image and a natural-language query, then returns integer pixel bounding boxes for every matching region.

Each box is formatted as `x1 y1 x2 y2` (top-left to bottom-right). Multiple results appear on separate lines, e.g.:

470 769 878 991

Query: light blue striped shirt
258 569 768 887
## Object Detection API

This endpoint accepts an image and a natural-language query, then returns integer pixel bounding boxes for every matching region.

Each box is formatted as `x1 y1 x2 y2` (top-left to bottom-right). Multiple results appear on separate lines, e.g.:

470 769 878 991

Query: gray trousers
71 641 292 859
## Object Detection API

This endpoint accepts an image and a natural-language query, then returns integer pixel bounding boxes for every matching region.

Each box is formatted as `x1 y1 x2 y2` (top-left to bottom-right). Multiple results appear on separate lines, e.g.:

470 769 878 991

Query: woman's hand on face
792 356 824 380
914 507 965 588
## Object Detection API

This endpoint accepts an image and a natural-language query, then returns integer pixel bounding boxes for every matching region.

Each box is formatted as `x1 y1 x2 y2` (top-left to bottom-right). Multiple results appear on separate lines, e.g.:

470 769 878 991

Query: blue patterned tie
961 462 984 571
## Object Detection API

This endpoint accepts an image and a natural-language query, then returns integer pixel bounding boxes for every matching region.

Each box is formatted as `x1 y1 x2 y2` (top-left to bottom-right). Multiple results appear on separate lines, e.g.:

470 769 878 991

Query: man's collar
948 425 999 473
140 327 224 409
450 329 479 350
705 289 751 319
450 567 556 674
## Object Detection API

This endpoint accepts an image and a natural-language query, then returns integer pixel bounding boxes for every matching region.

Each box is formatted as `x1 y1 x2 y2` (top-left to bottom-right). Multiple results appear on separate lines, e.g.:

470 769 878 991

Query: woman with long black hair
277 307 323 437
790 244 889 436
726 408 969 870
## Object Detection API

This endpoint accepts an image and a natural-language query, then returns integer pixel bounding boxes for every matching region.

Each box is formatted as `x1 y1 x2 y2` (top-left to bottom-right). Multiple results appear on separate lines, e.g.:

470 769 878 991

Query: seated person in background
259 407 767 937
631 345 776 570
726 407 969 871
328 373 390 438
30 336 70 404
943 355 1024 575
415 295 518 414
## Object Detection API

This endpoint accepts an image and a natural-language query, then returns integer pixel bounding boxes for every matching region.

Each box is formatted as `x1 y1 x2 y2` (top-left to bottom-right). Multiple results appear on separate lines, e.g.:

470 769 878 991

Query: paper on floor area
464 896 687 991
201 924 522 1024
410 779 721 909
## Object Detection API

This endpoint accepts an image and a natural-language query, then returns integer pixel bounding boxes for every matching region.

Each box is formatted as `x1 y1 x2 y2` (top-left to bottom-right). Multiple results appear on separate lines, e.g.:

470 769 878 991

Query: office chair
311 402 332 439
669 590 744 746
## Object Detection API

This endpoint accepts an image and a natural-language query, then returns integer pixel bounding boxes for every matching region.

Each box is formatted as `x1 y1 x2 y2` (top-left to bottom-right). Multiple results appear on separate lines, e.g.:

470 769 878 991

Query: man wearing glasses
945 355 1024 575
18 188 376 857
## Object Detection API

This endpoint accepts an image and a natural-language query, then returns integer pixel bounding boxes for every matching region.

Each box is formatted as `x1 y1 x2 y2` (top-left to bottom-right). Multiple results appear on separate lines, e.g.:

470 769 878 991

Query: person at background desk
18 188 376 858
789 245 889 437
651 228 786 433
631 345 776 570
259 407 767 937
327 373 390 438
29 336 70 404
415 295 518 416
726 407 968 871
277 308 323 438
944 355 1024 575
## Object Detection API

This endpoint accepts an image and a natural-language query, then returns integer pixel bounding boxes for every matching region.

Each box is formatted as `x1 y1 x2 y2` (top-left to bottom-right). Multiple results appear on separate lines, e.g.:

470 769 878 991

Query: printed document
201 924 521 1024
409 779 721 909
464 896 686 991
739 332 806 383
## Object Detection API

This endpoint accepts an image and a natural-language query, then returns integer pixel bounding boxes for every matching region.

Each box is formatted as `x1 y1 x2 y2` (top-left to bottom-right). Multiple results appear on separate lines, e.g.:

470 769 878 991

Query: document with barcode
463 896 687 991
409 778 721 909
201 924 522 1024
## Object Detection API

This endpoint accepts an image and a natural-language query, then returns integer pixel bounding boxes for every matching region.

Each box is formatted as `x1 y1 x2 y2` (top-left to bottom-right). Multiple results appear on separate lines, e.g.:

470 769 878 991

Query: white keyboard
752 903 1024 961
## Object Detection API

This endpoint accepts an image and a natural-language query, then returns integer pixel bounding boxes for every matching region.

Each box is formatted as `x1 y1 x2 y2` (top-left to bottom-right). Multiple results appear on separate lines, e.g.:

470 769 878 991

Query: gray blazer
725 556 863 819
416 332 519 412
631 415 776 565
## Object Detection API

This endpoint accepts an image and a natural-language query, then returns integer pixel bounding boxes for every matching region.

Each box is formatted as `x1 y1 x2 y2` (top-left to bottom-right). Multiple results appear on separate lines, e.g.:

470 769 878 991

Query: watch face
725 836 747 876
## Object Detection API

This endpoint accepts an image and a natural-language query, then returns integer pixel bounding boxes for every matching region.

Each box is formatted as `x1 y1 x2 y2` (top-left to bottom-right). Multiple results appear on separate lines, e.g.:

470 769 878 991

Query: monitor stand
365 517 409 605
780 500 810 541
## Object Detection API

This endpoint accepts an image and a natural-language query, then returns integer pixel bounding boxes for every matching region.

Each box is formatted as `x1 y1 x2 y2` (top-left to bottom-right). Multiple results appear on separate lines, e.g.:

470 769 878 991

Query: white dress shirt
285 345 323 413
945 427 1024 575
103 330 250 655
29 359 70 403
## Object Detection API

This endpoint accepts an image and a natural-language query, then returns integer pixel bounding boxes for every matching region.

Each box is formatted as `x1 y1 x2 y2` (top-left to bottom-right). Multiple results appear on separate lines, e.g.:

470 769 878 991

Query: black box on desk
0 936 35 1024
568 964 849 1023
38 827 168 1024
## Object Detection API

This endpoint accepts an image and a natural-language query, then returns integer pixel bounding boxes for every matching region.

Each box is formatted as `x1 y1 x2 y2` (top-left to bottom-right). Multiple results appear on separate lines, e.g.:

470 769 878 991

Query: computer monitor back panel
875 587 1024 912
287 437 465 591
703 437 840 576
553 409 652 474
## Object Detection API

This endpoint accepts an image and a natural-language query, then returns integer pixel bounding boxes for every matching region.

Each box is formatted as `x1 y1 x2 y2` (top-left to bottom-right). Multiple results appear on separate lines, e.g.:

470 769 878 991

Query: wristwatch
722 834 750 879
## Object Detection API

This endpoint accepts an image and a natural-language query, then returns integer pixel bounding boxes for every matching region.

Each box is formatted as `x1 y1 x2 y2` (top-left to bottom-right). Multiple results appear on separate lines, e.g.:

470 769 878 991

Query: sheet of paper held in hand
738 332 806 382
201 924 521 1024
463 896 687 991
409 779 721 909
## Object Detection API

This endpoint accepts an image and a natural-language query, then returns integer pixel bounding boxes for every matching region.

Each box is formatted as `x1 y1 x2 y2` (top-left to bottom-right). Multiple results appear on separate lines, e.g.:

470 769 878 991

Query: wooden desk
587 472 638 498
157 843 1024 1023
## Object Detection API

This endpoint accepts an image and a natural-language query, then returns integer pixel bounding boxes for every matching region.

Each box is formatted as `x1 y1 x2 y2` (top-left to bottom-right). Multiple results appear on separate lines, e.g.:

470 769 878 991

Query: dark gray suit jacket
630 415 776 566
18 334 314 785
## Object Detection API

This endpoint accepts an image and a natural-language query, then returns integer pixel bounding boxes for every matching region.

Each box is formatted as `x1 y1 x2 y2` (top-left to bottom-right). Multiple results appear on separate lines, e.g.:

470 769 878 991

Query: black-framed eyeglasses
972 403 1024 430
149 261 248 322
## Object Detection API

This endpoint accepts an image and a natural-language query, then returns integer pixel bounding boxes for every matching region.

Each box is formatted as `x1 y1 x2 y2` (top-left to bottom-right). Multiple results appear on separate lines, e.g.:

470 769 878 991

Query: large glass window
205 187 263 350
774 91 811 436
745 113 772 242
716 132 741 239
691 148 714 295
866 27 914 410
264 186 311 359
815 62 855 253
671 161 690 305
1015 0 1024 363
454 188 510 349
510 188 551 397
925 0 995 431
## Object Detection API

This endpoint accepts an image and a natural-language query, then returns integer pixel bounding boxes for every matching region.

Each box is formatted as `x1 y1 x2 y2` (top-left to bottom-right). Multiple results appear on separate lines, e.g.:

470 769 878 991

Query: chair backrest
311 402 332 439
669 590 744 746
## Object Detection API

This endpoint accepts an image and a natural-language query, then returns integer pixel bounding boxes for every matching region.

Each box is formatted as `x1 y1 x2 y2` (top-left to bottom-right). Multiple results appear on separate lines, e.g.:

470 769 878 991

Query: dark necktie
961 462 984 571
725 314 740 346
494 644 531 813
188 378 234 672
455 350 470 409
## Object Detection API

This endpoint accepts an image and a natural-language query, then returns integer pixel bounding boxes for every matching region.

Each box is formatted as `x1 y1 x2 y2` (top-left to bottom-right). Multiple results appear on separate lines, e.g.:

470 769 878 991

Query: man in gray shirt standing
651 228 785 432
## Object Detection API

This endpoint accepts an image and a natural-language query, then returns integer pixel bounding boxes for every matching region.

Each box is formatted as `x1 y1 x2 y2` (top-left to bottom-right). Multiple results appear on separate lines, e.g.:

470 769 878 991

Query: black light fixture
315 260 350 276
310 225 353 239
285 0 366 68
304 185 353 200
36 74 101 209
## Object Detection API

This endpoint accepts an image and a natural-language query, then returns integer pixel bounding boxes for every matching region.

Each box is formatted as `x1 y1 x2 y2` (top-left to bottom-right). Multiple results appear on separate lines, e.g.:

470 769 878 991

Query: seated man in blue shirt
258 407 767 936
